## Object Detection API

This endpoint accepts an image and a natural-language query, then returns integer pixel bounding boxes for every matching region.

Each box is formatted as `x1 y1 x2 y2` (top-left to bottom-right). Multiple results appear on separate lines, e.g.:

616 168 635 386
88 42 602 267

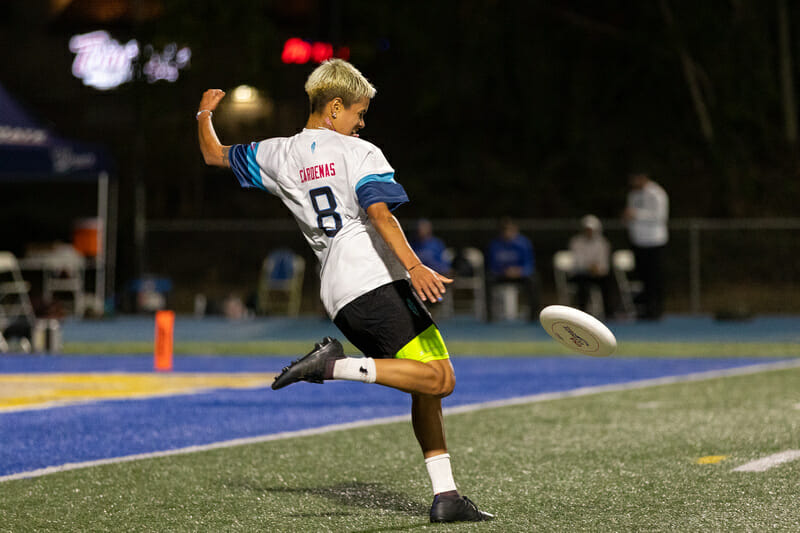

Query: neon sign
51 146 97 173
281 38 350 64
69 30 191 90
69 31 139 90
142 43 192 84
0 126 48 146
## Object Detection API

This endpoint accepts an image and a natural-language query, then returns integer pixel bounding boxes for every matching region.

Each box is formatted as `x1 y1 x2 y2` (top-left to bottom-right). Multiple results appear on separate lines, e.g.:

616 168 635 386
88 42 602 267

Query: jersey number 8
309 186 343 237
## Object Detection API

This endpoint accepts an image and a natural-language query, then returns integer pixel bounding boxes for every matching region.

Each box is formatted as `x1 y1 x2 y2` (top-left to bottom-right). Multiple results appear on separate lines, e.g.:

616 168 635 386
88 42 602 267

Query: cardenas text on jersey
300 162 336 183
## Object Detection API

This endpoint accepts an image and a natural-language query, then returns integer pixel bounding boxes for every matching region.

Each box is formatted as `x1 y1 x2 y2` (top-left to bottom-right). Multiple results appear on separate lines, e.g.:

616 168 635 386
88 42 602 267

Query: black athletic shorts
333 279 447 360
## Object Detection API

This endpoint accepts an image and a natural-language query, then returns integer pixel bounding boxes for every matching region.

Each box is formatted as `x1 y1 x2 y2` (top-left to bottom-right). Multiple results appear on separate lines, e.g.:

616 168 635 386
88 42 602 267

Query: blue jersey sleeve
355 172 409 211
229 143 269 192
487 237 535 276
518 238 535 276
487 240 503 275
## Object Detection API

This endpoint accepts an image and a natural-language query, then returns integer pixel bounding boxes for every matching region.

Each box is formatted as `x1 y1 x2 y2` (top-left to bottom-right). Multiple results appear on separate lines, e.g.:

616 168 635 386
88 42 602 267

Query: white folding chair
0 251 36 350
40 246 87 317
553 250 604 317
449 247 486 320
553 250 577 305
613 249 643 318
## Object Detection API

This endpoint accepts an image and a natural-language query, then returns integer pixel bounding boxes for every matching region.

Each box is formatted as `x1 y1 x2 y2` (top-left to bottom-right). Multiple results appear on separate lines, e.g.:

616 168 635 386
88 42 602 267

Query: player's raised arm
366 202 452 303
196 89 231 167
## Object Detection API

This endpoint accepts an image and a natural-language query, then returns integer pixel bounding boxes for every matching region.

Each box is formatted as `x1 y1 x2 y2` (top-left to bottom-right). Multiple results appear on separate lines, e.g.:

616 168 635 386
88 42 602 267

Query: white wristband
196 110 213 119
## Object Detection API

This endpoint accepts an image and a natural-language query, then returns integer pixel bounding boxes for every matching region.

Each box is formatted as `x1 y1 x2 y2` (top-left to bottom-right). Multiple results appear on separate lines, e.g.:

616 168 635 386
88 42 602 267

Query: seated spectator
568 215 616 318
410 219 451 275
485 217 538 321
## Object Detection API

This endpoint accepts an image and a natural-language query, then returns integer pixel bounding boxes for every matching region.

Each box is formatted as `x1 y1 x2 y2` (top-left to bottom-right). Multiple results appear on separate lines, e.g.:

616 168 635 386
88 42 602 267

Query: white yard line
3 358 800 483
732 450 800 472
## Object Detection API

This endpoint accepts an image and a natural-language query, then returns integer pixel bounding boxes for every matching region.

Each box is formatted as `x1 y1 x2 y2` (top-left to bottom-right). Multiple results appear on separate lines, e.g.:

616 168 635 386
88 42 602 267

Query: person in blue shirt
410 219 451 276
485 217 538 321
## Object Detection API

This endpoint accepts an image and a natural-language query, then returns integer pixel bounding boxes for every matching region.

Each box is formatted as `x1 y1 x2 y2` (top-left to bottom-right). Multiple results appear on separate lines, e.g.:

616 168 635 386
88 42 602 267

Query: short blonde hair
304 59 376 113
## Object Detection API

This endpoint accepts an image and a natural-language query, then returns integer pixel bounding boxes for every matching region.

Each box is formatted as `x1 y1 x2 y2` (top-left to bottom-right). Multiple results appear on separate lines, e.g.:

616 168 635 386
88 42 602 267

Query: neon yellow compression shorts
394 324 450 363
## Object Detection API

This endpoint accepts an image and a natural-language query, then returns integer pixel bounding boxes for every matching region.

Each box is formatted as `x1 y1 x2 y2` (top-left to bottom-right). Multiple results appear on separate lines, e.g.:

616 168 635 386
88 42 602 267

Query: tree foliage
343 0 800 218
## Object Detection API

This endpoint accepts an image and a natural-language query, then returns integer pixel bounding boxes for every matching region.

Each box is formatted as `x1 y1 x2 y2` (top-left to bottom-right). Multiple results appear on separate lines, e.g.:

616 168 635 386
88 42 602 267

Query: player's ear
330 97 343 114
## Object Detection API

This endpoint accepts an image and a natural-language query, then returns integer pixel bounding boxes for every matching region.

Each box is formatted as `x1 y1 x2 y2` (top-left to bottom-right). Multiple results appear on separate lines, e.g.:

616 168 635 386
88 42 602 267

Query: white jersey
228 128 409 317
626 181 669 247
568 233 611 276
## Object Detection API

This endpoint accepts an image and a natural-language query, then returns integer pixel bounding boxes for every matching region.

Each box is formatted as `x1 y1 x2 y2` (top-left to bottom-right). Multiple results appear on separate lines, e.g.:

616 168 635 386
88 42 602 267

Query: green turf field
3 365 799 531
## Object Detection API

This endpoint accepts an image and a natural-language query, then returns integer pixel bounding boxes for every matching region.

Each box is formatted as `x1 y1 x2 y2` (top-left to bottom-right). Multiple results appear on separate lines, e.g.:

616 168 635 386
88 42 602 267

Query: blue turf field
2 314 799 479
0 353 789 478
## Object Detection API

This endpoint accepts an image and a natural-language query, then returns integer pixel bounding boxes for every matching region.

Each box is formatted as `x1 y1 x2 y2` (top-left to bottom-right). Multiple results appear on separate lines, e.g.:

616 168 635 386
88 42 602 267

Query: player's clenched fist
198 89 226 114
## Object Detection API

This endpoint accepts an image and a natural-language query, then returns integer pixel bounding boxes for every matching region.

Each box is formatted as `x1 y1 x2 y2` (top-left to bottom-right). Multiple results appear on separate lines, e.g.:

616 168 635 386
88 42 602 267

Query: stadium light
231 85 256 103
221 85 274 123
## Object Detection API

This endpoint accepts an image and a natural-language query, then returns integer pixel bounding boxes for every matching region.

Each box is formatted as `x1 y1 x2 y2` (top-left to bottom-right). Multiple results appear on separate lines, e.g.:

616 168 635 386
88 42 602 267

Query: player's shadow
234 480 428 517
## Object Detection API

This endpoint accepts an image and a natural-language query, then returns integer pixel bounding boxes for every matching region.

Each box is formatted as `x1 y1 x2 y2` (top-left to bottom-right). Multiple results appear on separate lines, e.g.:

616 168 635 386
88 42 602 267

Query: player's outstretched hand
198 89 226 114
409 264 453 303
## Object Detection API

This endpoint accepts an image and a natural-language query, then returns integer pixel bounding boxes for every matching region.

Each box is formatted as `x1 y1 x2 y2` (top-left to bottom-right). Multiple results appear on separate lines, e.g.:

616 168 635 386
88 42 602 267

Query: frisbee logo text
561 325 590 348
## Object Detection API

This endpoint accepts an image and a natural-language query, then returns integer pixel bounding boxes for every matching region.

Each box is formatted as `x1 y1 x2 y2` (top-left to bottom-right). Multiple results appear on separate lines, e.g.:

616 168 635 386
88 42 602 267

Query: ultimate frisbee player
197 59 493 523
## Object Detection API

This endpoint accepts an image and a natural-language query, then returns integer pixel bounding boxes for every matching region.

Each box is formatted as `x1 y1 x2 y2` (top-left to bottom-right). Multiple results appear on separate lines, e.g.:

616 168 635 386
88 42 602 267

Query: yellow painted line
696 455 729 465
0 373 276 411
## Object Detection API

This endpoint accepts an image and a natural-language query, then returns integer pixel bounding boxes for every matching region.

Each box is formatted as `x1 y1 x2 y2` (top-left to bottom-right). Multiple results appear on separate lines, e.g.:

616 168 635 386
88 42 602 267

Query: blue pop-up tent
0 82 116 312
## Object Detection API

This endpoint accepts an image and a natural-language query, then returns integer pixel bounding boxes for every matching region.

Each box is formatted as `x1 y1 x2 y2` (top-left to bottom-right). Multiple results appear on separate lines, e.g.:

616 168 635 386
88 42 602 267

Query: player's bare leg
273 342 456 397
271 339 494 522
411 393 447 457
329 355 492 523
373 359 454 396
410 386 493 522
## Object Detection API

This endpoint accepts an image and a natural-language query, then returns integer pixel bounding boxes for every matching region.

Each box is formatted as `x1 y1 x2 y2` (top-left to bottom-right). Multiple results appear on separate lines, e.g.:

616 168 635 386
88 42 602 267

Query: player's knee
434 375 455 398
429 362 455 398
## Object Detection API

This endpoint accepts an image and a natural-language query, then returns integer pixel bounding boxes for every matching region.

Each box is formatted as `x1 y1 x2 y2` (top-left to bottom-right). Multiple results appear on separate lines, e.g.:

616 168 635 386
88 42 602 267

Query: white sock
332 357 376 383
425 453 458 495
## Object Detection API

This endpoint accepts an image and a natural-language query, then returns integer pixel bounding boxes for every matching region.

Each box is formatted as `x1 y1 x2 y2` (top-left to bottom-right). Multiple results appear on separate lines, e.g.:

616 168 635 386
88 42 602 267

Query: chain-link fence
141 218 800 316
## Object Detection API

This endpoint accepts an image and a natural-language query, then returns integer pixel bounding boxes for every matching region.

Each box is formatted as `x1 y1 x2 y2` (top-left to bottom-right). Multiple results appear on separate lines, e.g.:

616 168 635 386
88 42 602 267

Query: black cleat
271 337 344 390
429 494 494 523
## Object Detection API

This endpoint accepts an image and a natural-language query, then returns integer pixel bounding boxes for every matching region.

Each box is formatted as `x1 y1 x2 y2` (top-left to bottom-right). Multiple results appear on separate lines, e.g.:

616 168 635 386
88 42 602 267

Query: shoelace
279 358 302 374
277 343 323 376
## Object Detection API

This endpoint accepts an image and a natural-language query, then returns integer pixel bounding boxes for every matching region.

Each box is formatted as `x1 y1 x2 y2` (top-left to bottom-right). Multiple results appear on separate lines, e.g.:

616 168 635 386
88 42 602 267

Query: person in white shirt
568 215 615 318
623 173 669 319
196 59 492 523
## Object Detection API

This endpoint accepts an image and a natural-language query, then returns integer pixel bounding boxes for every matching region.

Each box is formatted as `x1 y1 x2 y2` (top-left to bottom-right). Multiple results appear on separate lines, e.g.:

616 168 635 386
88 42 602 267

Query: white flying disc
539 305 617 357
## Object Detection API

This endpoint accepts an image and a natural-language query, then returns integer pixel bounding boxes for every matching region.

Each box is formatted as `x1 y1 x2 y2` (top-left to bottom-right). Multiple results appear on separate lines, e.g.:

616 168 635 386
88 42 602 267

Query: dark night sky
2 0 799 305
4 0 799 217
